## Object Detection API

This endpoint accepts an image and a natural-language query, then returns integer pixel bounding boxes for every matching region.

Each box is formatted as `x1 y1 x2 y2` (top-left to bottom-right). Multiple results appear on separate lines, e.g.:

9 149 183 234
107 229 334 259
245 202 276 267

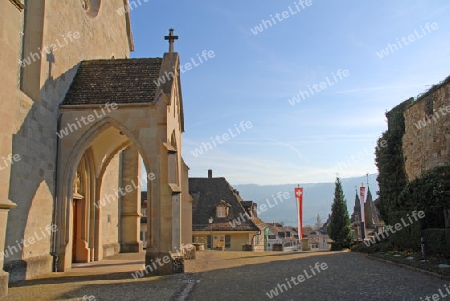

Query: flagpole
296 185 302 240
360 182 366 240
295 185 299 250
295 185 303 242
298 189 303 239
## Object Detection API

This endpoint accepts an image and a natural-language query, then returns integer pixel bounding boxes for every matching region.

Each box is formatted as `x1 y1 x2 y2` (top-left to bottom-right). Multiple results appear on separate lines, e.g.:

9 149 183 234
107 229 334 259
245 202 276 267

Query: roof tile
62 58 163 106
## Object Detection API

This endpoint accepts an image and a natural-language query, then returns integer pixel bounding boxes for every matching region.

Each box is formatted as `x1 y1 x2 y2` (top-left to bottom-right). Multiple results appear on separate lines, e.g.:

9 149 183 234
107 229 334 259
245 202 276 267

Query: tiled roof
250 217 267 231
265 223 300 238
62 58 163 106
189 177 260 232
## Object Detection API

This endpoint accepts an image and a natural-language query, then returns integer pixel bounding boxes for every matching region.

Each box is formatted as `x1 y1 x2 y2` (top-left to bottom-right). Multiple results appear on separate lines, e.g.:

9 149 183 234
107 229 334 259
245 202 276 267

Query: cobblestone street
7 251 447 301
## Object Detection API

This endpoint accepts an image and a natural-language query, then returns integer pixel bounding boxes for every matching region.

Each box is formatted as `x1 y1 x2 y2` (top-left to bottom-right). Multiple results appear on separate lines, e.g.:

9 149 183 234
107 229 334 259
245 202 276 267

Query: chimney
208 169 212 179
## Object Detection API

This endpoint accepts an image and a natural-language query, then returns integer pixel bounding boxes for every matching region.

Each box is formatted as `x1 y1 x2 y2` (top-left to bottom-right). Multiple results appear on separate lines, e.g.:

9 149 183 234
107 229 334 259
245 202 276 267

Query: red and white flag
360 186 365 223
295 187 304 239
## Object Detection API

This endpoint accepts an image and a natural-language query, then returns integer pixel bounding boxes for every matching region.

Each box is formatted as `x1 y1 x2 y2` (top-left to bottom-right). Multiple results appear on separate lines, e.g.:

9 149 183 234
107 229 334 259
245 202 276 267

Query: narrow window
207 235 211 249
225 235 231 248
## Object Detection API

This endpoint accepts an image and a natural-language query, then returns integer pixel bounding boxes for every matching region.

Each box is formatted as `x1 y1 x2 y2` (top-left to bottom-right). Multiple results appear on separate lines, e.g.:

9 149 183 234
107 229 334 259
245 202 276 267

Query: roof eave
60 102 156 110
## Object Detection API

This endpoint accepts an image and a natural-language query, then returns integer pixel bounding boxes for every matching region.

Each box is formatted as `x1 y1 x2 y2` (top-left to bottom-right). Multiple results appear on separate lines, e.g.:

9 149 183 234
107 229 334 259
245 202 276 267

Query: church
350 186 384 241
0 1 192 298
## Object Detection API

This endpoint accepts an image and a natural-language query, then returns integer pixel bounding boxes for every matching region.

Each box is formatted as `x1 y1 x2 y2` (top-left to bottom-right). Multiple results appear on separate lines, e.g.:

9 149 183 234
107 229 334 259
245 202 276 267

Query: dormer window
215 200 231 218
216 206 227 218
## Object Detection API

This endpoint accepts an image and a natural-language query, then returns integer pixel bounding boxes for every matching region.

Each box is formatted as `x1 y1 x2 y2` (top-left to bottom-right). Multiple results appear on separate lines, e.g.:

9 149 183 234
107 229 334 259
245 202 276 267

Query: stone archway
54 53 192 275
55 114 155 272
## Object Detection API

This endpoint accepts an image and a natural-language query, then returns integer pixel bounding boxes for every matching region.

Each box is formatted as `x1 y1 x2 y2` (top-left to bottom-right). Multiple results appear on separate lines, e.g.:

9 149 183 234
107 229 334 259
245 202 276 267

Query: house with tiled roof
307 232 332 251
264 223 300 251
285 226 300 249
190 170 266 251
265 223 284 249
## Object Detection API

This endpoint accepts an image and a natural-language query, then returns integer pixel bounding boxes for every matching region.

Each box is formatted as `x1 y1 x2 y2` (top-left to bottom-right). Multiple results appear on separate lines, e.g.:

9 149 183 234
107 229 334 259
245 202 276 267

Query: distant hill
232 174 379 227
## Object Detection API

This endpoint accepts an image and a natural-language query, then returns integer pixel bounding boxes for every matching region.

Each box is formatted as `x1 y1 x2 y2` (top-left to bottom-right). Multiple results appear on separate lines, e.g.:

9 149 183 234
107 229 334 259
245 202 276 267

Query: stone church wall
101 154 120 257
0 3 25 217
2 0 132 280
181 160 192 245
403 78 450 180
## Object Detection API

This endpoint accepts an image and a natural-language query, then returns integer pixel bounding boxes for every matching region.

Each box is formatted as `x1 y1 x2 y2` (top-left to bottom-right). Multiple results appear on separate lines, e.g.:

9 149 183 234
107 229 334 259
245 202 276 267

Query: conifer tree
327 177 353 249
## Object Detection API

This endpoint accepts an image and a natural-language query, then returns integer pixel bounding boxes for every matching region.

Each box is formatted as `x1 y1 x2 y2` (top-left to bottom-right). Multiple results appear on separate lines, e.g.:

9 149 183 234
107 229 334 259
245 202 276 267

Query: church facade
0 1 191 298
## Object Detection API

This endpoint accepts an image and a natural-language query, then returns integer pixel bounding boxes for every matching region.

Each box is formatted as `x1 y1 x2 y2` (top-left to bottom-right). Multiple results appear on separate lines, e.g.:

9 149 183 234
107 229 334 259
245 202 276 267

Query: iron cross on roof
164 28 178 53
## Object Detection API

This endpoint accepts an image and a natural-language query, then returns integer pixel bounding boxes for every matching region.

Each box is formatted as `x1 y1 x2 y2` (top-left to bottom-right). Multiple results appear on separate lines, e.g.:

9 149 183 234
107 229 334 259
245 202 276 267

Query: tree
327 177 353 249
315 213 322 230
375 99 412 223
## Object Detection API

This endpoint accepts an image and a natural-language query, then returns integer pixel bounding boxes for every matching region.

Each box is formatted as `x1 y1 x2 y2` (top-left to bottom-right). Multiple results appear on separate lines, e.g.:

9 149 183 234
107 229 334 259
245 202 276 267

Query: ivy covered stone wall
376 76 450 227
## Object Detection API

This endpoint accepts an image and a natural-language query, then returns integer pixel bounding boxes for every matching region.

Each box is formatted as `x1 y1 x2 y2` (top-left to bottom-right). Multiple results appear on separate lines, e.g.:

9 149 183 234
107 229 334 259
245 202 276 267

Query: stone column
172 193 181 252
120 146 143 253
0 199 17 300
301 238 310 251
145 149 184 276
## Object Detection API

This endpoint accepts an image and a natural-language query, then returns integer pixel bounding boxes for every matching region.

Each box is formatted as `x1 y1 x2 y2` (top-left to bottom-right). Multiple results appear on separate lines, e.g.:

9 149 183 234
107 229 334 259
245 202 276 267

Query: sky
130 1 450 185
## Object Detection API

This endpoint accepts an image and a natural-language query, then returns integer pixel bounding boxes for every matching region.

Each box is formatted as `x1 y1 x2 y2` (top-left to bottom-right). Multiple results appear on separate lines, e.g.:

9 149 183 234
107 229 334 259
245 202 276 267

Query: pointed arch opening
57 118 153 268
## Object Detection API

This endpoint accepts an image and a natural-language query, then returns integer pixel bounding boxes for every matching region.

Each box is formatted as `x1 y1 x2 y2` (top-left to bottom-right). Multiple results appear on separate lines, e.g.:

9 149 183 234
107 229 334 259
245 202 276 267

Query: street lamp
208 217 213 250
